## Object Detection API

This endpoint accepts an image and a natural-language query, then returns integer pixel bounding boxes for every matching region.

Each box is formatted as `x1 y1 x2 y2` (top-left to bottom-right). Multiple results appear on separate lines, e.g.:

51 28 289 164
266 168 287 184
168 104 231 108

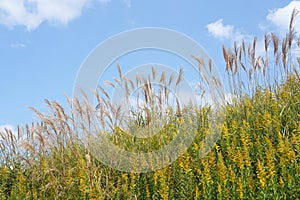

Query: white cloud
206 18 252 48
0 0 112 31
206 1 300 46
205 1 300 56
206 19 234 39
267 1 300 33
10 42 26 48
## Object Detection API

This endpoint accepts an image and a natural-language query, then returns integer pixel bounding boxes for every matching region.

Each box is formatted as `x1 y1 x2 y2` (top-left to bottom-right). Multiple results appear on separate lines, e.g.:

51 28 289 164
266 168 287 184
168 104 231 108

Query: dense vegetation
1 12 299 199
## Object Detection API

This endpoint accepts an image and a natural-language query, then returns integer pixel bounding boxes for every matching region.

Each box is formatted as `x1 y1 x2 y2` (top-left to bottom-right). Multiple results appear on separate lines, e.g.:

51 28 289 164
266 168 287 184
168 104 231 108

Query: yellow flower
201 159 212 184
217 152 228 185
245 98 254 109
159 173 169 200
122 173 128 192
178 154 190 174
153 171 158 186
277 132 285 153
291 132 300 146
257 160 267 188
195 185 200 199
237 149 245 170
228 166 236 184
79 178 88 193
284 139 297 163
262 112 272 128
265 138 276 178
222 122 229 139
146 184 151 199
242 119 249 128
0 165 8 177
240 128 251 168
227 146 238 163
215 144 220 152
248 175 254 192
130 173 136 190
217 183 222 194
117 177 121 190
279 176 284 188
193 142 199 151
237 178 243 199
231 120 238 132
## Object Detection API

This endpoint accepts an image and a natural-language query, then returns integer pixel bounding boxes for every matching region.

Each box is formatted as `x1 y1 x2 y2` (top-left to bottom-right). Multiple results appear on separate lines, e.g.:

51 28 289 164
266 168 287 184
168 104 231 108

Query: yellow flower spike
201 159 212 184
242 119 249 128
231 120 238 131
236 150 245 170
16 173 27 195
240 127 251 168
172 131 177 138
217 183 222 194
243 149 251 168
217 152 228 185
266 150 276 178
265 137 276 178
222 122 229 139
145 183 151 199
237 178 243 199
245 98 254 109
287 173 293 185
256 160 267 189
121 173 128 192
277 132 285 153
247 110 251 117
195 185 200 198
153 171 158 186
279 176 285 188
248 175 254 192
193 142 199 151
159 172 169 200
291 132 300 146
228 166 236 184
117 177 121 191
66 169 74 186
215 144 220 152
0 165 8 177
285 142 297 163
130 173 136 190
262 112 272 127
227 146 238 163
79 178 88 193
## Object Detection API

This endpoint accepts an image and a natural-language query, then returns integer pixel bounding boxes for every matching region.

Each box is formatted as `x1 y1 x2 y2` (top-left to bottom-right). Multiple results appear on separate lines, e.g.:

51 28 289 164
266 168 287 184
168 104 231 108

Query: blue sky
0 0 299 132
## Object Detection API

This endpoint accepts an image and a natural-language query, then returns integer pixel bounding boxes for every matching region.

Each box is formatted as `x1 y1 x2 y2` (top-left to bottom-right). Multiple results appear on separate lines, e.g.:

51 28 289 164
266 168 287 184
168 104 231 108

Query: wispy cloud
127 19 136 28
98 0 111 4
123 0 131 8
0 0 111 31
10 42 27 48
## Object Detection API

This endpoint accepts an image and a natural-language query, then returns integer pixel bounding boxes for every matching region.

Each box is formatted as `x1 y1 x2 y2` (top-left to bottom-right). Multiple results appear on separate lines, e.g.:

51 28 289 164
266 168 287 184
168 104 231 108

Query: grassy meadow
1 13 300 199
